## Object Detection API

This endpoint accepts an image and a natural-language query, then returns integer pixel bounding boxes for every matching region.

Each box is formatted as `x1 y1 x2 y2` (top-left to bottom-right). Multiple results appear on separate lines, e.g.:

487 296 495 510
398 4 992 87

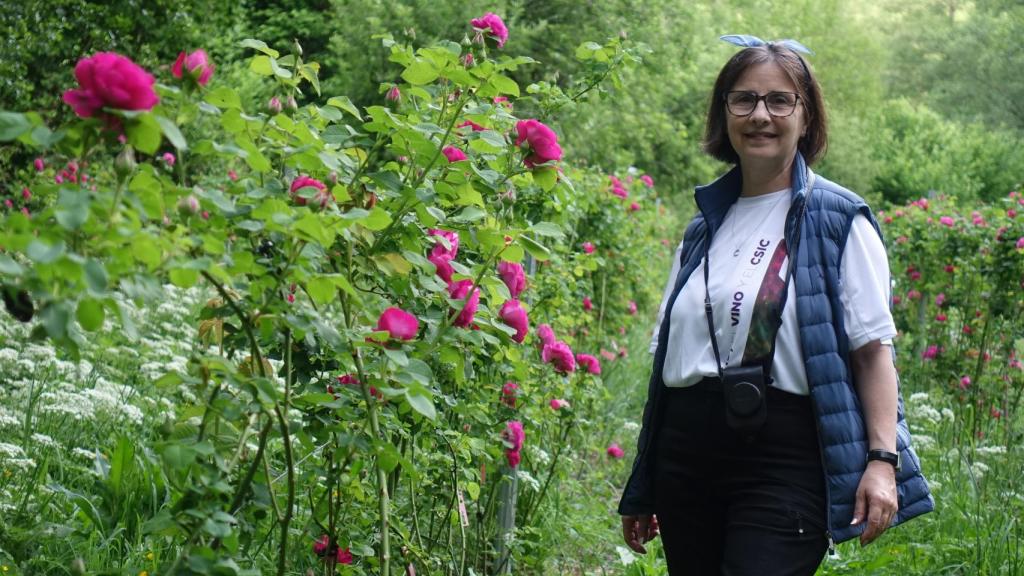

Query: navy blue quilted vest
618 154 934 544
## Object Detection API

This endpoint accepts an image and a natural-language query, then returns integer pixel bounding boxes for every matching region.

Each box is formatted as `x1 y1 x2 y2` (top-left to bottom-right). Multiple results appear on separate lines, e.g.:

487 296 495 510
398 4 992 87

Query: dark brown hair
702 43 828 166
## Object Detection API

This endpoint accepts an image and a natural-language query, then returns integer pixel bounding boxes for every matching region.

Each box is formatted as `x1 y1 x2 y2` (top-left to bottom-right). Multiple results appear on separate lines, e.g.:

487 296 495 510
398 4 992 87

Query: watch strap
866 448 900 471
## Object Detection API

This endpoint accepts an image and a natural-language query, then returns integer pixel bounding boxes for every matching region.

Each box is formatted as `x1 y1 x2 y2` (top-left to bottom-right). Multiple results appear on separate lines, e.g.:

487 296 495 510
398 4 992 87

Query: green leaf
0 255 24 276
235 137 271 172
127 113 162 155
455 183 484 207
205 86 242 109
307 276 337 306
293 212 335 246
451 206 486 223
26 240 64 264
533 167 558 191
249 55 274 76
128 170 163 219
83 260 108 295
107 436 134 497
359 207 392 231
169 268 199 288
374 253 412 275
155 115 188 150
239 38 280 58
529 221 564 238
405 389 436 420
488 74 520 97
269 57 293 79
402 60 439 85
0 111 32 141
519 235 551 261
326 96 362 120
76 298 105 331
466 481 481 501
55 187 90 231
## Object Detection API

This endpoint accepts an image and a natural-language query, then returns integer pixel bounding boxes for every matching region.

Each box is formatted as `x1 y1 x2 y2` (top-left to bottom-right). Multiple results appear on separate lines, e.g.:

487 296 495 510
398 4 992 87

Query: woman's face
725 61 806 173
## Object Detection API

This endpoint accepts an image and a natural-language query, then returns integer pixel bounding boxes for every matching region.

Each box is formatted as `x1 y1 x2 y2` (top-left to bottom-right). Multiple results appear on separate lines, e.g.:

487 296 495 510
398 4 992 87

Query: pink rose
502 420 525 467
336 547 353 565
959 376 971 390
161 152 176 166
501 381 519 408
33 158 44 172
936 313 947 322
458 120 486 132
493 96 511 108
448 279 480 327
939 216 954 227
1017 237 1024 249
172 49 214 86
336 374 360 386
228 169 238 181
313 534 330 556
935 293 946 307
542 341 576 373
921 345 939 360
268 97 283 114
63 52 159 117
376 307 419 340
443 146 467 163
944 264 955 273
290 175 330 208
629 202 641 212
497 261 526 298
470 12 509 48
576 353 601 375
640 174 654 188
429 228 459 259
514 119 562 168
583 296 593 311
628 301 638 315
386 86 401 102
609 175 628 198
907 290 921 300
21 188 31 201
1008 209 1017 218
428 252 454 282
606 443 625 459
536 323 555 346
582 242 595 254
550 398 570 410
499 299 529 343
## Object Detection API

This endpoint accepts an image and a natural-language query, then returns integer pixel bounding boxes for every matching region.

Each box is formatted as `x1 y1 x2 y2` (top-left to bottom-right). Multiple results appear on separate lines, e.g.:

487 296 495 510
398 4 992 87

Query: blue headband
719 34 814 56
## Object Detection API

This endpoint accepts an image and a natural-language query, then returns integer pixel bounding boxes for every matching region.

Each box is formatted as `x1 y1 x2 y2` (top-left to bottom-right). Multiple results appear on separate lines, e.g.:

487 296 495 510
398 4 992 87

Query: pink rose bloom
502 420 525 467
550 398 570 410
172 49 214 85
228 169 238 181
600 349 616 362
609 175 629 198
470 12 509 48
21 188 31 201
1008 209 1017 218
907 290 921 300
514 119 562 168
429 228 460 259
935 313 947 322
536 323 555 346
908 270 921 281
959 376 971 390
629 201 641 212
290 175 330 207
576 353 601 375
493 96 511 107
1017 237 1024 249
268 96 283 114
386 86 401 102
428 252 454 282
640 174 654 188
458 120 486 132
939 216 954 227
499 299 529 343
497 261 526 298
376 307 420 340
582 242 595 254
935 293 946 307
3 199 12 209
313 534 330 556
606 443 625 459
542 341 576 373
448 279 480 327
921 345 939 360
962 325 973 334
337 374 360 386
33 158 44 172
336 547 353 564
63 52 159 117
161 152 176 166
501 381 519 408
583 296 593 311
944 264 955 273
628 301 638 315
443 146 467 163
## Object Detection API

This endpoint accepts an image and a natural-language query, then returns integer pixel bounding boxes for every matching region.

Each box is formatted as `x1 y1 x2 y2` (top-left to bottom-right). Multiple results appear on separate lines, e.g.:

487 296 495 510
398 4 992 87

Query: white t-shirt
650 188 896 396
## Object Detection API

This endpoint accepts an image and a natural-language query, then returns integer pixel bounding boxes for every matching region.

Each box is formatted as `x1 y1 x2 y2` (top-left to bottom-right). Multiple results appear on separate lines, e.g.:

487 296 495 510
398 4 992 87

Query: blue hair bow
719 34 814 56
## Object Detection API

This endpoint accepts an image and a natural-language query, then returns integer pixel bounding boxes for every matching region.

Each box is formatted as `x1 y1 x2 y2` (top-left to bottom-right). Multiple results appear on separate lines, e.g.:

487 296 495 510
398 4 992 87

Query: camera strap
702 174 811 380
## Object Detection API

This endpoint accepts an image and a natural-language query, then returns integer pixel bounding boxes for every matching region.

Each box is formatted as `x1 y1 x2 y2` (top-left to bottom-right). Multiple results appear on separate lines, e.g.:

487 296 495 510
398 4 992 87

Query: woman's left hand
851 460 898 546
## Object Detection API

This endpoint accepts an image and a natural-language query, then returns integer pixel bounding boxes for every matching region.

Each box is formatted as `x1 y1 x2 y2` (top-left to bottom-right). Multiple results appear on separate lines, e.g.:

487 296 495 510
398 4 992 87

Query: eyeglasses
724 91 801 117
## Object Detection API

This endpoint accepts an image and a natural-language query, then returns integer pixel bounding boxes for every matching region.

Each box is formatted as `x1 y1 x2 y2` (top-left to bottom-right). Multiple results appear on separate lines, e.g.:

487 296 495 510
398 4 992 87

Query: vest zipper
808 391 837 557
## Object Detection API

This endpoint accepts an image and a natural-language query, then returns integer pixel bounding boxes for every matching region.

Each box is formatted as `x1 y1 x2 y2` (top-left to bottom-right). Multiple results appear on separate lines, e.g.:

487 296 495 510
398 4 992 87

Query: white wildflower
532 448 551 466
0 442 25 458
913 434 935 450
941 408 955 422
0 348 19 363
3 458 34 471
622 421 640 432
970 461 990 479
910 404 941 425
909 392 930 403
71 447 100 460
30 433 59 449
975 446 1007 456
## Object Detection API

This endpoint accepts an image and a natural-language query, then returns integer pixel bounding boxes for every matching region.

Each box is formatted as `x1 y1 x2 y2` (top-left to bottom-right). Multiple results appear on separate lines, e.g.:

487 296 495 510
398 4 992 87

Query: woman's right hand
621 514 660 554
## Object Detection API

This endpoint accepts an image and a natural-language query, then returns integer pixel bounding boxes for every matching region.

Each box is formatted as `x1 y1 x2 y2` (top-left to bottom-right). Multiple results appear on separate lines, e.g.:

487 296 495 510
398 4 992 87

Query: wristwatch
866 449 901 471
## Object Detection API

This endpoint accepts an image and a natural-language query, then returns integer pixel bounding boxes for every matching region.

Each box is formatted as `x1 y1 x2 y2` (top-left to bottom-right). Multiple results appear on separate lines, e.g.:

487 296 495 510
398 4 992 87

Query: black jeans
652 382 828 576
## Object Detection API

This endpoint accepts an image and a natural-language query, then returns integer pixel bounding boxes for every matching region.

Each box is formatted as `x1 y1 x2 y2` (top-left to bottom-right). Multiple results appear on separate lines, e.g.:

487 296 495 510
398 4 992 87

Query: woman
618 36 932 575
